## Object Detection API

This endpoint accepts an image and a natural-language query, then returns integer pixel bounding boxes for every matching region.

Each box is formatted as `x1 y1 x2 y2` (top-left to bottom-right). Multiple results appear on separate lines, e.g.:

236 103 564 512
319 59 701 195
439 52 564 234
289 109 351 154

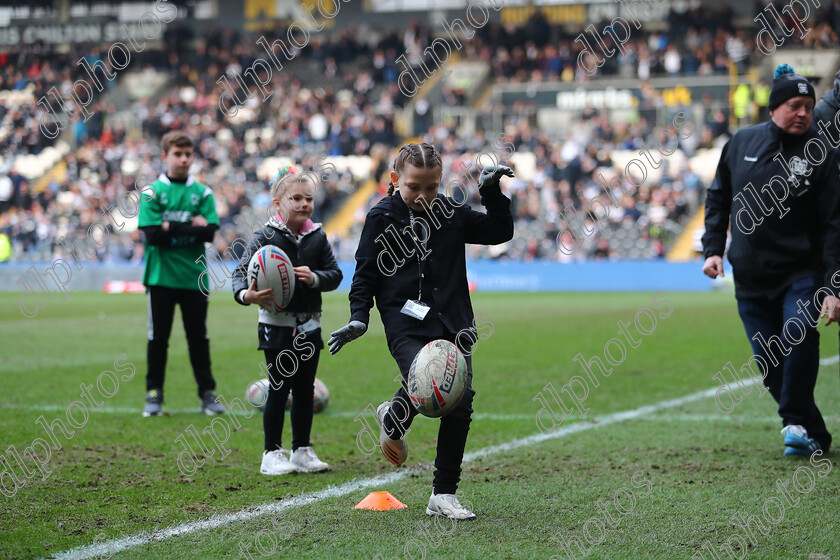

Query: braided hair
387 142 443 195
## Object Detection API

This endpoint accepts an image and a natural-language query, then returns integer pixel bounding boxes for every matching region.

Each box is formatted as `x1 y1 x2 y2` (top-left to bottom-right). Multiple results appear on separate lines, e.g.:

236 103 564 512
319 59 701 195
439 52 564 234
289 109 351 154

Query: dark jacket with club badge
813 69 840 142
702 120 840 299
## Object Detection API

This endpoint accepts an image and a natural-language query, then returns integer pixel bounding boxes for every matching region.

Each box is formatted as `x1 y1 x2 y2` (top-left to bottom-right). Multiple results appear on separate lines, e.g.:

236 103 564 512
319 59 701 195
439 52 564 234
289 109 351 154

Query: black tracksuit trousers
382 330 475 495
146 285 216 396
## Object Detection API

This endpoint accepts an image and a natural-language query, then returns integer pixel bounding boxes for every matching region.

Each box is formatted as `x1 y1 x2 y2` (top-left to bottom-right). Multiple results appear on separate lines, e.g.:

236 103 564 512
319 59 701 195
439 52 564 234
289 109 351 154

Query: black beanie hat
768 64 815 110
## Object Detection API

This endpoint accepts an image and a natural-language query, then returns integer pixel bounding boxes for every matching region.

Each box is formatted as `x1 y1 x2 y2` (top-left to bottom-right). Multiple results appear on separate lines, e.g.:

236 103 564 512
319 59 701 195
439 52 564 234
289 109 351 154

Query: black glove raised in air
477 165 514 199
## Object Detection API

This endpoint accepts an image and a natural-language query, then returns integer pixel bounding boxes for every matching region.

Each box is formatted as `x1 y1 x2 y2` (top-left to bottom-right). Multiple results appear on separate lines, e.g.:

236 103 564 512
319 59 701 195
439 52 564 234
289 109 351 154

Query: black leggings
382 333 475 495
262 328 322 452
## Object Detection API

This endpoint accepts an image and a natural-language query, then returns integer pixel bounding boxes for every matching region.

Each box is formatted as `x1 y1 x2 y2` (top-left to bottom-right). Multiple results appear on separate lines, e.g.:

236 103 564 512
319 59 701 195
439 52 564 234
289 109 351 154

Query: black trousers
145 286 215 397
262 328 322 452
383 331 475 495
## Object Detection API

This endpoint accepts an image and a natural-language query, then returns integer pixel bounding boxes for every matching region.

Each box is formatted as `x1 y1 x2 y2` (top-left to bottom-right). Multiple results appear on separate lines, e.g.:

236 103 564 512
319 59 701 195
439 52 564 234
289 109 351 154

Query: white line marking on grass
0 404 259 416
49 379 758 560
460 386 729 462
651 413 840 423
48 471 412 560
819 354 839 366
20 356 840 421
647 413 778 423
0 404 542 421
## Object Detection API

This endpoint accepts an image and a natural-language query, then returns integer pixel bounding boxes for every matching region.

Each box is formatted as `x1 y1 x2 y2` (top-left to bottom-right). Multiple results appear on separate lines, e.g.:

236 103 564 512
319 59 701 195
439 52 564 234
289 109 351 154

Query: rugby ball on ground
312 378 329 413
245 378 269 410
248 245 295 311
286 379 330 413
245 378 330 414
407 340 468 418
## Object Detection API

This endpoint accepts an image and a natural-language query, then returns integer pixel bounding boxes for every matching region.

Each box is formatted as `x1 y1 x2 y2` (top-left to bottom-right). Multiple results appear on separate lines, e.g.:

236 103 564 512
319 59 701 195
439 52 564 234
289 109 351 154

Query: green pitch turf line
47 378 756 560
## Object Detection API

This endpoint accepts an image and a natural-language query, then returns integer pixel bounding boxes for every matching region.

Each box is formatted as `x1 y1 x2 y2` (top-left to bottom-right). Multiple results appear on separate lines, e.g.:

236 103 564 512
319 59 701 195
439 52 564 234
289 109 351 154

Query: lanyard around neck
408 208 426 301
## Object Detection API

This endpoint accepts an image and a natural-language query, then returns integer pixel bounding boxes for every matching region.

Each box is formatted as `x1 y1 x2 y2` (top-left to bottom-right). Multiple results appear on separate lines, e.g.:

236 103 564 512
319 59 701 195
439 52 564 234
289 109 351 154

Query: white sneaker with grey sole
426 493 476 520
290 446 329 472
260 449 297 475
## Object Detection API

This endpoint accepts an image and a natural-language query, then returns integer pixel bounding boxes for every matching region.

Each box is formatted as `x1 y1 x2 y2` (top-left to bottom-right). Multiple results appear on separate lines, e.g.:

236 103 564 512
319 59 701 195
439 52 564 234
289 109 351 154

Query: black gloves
477 165 514 199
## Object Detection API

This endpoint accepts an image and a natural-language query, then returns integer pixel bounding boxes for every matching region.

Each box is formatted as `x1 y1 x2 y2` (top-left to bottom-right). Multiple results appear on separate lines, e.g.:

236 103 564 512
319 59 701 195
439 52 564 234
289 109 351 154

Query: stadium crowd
477 3 838 84
2 1 833 264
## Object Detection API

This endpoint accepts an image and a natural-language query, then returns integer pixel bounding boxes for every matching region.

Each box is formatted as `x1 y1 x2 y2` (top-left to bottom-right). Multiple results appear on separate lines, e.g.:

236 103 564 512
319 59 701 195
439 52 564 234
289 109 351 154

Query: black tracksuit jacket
702 120 840 298
813 70 840 139
231 217 343 315
349 190 513 344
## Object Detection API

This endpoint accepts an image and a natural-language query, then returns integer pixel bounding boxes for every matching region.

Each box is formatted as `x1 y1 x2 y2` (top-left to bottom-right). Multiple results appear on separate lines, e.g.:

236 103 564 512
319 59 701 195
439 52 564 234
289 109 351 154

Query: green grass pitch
0 291 838 559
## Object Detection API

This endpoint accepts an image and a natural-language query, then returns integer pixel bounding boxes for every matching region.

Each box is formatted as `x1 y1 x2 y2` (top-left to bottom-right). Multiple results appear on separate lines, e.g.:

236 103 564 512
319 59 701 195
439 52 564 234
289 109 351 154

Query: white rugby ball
248 245 295 311
407 340 468 418
245 378 330 413
286 379 329 413
312 378 329 413
245 378 270 410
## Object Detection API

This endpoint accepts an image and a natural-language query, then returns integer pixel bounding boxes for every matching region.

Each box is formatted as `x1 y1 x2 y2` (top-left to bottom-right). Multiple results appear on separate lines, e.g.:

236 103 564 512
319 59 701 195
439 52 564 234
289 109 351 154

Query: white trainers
260 449 297 475
426 493 476 521
377 401 408 466
290 446 329 472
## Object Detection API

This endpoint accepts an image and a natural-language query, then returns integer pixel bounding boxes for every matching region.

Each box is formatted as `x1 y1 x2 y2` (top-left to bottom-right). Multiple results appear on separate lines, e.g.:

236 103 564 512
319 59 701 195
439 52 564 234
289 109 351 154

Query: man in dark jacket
702 65 840 456
813 69 840 141
813 68 840 384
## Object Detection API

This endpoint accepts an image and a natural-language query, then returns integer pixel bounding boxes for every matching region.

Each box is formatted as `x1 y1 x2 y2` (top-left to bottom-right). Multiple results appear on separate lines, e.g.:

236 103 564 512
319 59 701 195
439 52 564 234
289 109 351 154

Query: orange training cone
354 491 407 511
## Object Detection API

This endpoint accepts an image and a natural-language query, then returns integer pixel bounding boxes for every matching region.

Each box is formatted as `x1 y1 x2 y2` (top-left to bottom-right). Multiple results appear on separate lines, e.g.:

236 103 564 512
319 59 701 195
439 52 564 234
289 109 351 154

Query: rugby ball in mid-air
407 340 467 418
248 245 295 311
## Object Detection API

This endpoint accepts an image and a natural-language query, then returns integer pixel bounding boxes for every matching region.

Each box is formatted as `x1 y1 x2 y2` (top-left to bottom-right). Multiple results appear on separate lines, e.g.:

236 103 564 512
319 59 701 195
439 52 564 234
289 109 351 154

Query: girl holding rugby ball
233 166 342 475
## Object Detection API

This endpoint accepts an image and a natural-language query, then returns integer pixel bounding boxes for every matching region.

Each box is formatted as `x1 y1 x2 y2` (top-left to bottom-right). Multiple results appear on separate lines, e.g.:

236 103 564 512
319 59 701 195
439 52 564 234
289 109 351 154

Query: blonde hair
269 165 318 218
387 143 443 195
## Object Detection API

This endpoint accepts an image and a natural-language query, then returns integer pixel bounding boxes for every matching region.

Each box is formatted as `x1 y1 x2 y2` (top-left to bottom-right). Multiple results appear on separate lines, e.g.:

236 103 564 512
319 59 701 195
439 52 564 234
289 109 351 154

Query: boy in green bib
137 131 224 417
